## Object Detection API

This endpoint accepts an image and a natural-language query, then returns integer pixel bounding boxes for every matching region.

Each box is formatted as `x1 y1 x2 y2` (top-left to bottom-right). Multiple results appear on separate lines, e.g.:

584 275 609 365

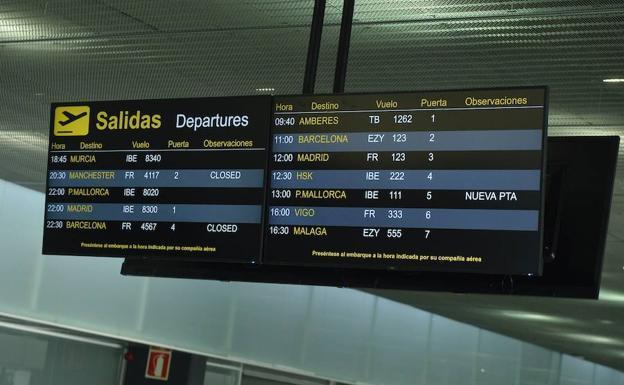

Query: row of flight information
43 87 547 275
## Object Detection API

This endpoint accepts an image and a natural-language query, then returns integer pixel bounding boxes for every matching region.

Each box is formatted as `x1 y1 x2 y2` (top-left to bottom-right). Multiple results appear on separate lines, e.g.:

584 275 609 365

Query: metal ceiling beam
303 0 326 94
333 0 355 93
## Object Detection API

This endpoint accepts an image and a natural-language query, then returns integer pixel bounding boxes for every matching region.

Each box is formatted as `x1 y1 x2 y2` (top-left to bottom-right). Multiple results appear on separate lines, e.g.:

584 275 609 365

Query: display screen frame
42 95 273 263
263 86 549 276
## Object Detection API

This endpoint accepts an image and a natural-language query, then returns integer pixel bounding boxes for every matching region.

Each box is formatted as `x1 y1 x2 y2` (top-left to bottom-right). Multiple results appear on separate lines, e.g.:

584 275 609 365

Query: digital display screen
43 96 271 263
265 88 547 274
43 88 547 276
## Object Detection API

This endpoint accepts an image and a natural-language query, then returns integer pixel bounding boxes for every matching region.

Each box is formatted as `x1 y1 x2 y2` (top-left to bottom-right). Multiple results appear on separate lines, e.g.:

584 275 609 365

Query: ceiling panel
353 0 624 22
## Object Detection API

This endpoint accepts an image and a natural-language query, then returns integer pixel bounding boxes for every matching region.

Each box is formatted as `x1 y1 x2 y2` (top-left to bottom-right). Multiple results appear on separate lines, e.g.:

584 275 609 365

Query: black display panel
512 135 619 298
265 88 548 275
43 96 272 263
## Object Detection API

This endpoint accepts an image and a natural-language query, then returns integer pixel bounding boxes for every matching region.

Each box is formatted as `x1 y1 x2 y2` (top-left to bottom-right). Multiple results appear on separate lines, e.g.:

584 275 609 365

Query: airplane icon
53 106 90 136
58 110 88 126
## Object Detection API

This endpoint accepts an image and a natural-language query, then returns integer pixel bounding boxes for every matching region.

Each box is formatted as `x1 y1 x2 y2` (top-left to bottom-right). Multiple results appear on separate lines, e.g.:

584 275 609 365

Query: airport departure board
266 88 547 274
43 88 548 277
43 96 271 262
